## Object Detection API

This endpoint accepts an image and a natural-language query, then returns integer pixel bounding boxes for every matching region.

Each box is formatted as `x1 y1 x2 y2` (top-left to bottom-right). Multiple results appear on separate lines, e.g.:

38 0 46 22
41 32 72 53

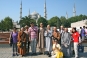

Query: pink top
28 26 38 39
85 29 87 35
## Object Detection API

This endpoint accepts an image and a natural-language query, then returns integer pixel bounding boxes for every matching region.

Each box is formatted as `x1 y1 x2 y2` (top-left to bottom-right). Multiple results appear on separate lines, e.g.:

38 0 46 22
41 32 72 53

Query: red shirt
72 32 79 43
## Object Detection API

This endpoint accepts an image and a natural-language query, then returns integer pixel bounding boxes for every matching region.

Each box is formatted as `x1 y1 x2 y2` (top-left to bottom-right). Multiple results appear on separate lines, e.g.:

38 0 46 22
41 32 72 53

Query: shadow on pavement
79 52 87 57
24 52 42 57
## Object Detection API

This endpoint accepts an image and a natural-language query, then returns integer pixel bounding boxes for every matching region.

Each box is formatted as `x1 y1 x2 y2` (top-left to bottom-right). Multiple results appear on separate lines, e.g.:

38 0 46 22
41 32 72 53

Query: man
52 27 61 45
59 26 64 34
44 25 52 57
38 23 45 54
61 28 71 58
80 26 85 41
28 22 38 55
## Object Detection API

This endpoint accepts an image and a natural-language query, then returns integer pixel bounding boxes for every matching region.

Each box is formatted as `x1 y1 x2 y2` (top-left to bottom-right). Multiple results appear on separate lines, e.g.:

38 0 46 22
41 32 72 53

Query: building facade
71 19 87 27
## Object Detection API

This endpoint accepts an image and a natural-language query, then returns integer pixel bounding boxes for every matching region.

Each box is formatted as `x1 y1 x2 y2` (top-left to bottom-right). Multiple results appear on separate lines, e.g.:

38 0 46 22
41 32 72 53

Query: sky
0 0 87 22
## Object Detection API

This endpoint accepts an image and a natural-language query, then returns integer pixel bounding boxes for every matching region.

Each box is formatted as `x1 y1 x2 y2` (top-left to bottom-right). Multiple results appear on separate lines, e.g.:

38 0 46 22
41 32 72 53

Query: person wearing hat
18 27 27 57
24 25 30 53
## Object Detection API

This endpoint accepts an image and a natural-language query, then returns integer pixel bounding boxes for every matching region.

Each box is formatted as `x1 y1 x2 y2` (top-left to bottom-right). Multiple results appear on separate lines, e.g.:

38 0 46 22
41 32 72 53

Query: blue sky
0 0 87 22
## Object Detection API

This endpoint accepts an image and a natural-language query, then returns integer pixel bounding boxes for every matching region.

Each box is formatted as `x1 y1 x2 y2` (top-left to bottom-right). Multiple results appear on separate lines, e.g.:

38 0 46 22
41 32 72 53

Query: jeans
31 38 37 53
74 42 78 58
81 36 85 41
12 43 17 53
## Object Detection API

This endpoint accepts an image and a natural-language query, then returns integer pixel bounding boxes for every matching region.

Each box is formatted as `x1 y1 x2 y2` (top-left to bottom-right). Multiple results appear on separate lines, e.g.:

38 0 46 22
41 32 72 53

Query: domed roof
31 11 39 16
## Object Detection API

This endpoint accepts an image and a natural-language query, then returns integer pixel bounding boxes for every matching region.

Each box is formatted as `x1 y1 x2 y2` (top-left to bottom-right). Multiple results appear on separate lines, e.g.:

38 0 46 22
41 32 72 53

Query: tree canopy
19 16 36 27
48 16 61 28
37 17 48 27
0 14 87 31
0 17 13 31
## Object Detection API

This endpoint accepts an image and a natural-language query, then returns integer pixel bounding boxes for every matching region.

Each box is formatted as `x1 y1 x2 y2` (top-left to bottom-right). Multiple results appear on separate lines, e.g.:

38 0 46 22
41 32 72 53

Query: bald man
61 28 71 58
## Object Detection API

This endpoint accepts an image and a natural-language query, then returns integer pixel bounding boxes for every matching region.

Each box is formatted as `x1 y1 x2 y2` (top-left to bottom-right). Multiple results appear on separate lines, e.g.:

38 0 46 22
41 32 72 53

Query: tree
3 17 13 31
60 16 66 26
37 17 48 27
63 20 70 27
0 20 6 31
49 16 61 28
19 16 36 27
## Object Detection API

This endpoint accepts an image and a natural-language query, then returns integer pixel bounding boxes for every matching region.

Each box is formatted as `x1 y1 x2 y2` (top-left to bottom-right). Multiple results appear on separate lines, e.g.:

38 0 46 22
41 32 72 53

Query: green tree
37 17 48 27
3 17 13 31
60 16 66 26
63 20 70 27
19 16 36 27
49 16 61 28
0 20 6 31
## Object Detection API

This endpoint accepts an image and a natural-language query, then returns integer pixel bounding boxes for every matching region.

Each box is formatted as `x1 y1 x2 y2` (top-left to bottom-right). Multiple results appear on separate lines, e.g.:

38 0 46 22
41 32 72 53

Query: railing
0 33 10 44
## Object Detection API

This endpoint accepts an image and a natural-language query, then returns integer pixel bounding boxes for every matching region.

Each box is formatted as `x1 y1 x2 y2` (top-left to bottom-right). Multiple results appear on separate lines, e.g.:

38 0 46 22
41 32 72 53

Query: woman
9 27 18 56
61 28 71 58
44 25 52 57
72 27 79 58
38 23 45 54
24 25 30 54
18 27 26 57
52 27 60 45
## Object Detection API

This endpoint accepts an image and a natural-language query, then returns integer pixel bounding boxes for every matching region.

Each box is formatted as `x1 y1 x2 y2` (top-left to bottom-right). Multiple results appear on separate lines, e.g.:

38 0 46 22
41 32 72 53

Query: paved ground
0 44 87 58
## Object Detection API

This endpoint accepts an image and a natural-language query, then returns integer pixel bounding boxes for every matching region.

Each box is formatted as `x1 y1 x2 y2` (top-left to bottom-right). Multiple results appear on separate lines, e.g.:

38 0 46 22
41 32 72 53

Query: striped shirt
28 26 38 39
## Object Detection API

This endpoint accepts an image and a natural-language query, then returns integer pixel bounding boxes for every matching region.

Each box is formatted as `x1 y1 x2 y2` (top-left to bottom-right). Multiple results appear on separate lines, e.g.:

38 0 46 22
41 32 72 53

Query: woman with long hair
72 27 80 58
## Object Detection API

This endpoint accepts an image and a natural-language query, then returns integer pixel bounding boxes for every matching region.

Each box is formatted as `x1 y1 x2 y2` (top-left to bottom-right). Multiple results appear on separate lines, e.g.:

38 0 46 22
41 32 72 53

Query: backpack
10 32 13 46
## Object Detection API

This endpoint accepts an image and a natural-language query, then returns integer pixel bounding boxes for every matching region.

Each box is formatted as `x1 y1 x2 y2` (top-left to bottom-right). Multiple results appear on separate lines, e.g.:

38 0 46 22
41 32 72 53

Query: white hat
25 25 28 28
56 44 61 50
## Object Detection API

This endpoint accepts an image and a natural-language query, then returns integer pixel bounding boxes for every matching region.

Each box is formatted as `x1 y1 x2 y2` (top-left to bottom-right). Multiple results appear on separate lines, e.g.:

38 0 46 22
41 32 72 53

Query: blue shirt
81 28 85 36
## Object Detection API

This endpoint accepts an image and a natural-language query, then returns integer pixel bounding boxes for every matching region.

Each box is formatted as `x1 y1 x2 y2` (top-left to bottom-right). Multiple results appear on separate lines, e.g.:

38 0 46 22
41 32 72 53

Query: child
56 45 63 58
51 40 63 58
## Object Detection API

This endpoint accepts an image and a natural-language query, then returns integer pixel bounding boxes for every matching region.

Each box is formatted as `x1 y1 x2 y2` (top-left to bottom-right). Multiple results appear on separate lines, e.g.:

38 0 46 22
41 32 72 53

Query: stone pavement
0 44 87 58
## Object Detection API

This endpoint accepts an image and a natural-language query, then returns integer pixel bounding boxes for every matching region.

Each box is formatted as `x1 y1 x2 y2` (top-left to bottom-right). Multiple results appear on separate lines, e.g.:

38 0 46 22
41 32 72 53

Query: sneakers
12 53 19 56
16 53 19 56
48 53 51 57
12 54 15 56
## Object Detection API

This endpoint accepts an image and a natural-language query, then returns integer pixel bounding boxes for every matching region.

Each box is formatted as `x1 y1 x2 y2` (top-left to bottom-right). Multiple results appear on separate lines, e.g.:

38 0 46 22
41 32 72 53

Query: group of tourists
9 22 86 58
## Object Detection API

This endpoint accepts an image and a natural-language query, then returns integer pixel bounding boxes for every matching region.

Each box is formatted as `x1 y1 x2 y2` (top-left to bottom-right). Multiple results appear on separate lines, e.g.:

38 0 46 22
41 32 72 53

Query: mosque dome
31 11 39 16
30 11 40 19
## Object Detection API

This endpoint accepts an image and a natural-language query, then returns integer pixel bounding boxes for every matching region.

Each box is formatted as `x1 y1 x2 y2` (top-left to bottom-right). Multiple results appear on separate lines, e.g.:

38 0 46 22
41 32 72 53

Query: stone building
71 19 87 27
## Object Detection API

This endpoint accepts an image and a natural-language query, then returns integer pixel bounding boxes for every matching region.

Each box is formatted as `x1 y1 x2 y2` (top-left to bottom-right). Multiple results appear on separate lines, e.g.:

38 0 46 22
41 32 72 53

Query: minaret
66 11 68 19
20 0 22 20
73 3 76 17
44 0 47 19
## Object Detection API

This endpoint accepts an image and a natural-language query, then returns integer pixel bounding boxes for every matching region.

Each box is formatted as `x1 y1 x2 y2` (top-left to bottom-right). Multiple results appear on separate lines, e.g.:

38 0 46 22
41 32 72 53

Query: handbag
18 32 25 48
78 44 84 53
